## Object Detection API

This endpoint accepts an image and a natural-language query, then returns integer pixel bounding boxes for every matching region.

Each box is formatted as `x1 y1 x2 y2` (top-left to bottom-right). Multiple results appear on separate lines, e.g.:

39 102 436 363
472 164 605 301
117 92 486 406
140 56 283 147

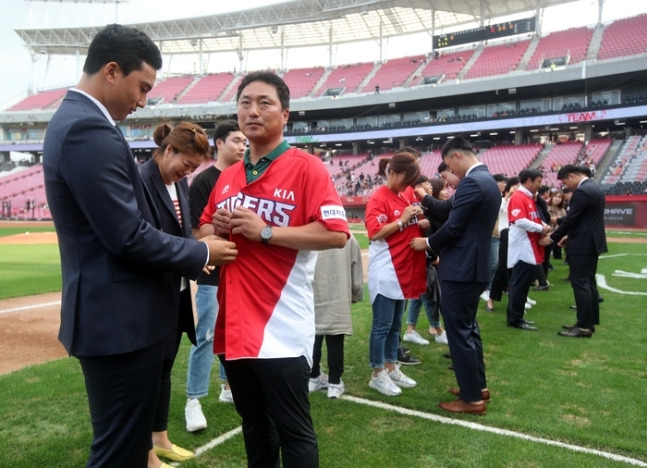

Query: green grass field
0 227 646 467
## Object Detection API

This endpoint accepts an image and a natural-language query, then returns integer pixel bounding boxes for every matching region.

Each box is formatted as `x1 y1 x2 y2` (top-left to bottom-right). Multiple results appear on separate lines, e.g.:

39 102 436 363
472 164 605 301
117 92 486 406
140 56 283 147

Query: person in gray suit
540 164 607 338
43 24 237 467
411 137 500 415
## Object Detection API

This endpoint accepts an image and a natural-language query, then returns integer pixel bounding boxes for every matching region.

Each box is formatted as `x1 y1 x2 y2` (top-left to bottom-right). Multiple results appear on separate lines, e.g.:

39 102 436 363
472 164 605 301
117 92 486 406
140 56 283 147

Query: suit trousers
568 253 600 329
79 341 164 468
506 261 536 326
441 280 487 402
220 355 319 468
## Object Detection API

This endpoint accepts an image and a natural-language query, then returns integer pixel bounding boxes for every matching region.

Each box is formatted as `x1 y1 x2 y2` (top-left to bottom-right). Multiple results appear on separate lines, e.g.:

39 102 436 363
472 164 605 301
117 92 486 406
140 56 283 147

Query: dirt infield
0 220 644 376
0 292 67 375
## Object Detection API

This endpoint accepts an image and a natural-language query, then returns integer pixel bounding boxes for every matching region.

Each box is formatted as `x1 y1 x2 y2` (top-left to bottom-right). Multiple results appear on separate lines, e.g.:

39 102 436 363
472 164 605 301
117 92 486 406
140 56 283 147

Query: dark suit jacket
140 158 197 345
550 178 607 256
427 165 501 283
43 90 207 357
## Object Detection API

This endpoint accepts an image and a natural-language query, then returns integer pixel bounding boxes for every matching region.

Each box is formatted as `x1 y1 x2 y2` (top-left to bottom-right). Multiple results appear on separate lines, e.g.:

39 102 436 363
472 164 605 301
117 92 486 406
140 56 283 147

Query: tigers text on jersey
201 147 349 365
364 185 426 304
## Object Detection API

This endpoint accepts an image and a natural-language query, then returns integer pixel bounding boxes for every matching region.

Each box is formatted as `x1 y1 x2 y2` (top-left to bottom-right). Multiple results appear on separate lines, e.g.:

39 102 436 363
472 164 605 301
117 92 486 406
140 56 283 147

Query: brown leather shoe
448 387 491 402
439 399 486 415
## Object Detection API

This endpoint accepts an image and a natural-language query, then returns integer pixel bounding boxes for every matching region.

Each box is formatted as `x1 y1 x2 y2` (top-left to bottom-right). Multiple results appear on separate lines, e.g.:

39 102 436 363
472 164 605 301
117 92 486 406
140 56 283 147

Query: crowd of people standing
42 23 608 468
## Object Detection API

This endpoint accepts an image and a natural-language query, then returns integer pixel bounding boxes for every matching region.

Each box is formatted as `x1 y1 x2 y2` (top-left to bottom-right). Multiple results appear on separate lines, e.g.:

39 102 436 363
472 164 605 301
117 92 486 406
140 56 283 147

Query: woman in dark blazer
140 122 210 468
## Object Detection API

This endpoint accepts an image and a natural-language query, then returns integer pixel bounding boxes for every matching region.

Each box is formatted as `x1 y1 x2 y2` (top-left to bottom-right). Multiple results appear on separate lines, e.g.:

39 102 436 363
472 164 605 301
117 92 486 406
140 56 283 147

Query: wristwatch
260 224 273 245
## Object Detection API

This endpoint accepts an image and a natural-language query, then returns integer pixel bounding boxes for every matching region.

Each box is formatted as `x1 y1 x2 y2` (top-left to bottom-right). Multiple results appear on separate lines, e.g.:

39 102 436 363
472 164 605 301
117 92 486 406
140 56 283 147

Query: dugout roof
15 0 579 57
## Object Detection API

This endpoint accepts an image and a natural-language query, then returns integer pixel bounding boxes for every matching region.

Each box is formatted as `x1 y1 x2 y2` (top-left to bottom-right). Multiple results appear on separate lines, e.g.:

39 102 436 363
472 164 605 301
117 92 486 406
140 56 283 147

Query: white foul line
177 397 646 467
0 300 61 315
342 395 647 467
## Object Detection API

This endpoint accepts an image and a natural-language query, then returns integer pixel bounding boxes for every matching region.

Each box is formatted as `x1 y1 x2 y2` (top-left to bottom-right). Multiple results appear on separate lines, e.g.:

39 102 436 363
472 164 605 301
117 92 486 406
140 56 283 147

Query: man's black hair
83 24 162 76
213 120 241 145
441 136 473 158
236 71 290 110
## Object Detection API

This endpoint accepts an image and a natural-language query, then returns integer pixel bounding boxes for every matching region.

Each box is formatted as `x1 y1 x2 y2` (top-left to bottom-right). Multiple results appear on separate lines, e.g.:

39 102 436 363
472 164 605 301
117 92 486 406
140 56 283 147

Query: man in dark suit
411 137 500 415
43 24 237 467
540 164 607 338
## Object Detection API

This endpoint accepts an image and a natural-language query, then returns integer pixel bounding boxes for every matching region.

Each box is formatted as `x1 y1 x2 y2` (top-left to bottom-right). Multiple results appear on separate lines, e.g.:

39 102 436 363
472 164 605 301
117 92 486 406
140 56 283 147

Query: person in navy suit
43 25 237 468
540 164 607 338
411 137 500 415
140 122 212 467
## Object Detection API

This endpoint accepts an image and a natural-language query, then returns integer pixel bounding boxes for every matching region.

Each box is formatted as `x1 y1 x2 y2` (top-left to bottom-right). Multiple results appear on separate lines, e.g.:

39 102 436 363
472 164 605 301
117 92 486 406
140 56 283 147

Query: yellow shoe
153 444 194 462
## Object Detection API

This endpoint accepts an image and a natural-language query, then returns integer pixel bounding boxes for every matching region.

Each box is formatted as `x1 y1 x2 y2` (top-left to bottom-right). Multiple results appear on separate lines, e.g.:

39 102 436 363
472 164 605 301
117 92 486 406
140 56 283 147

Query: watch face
261 225 273 242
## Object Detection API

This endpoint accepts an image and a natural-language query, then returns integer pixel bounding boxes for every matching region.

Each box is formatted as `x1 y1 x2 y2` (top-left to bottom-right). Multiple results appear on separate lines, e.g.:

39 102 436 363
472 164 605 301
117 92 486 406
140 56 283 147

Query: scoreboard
433 17 535 49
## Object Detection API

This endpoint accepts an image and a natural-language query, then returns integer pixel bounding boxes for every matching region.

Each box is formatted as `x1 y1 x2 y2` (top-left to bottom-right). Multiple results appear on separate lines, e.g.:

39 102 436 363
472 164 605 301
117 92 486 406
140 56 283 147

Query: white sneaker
526 297 537 305
480 290 490 301
403 330 430 346
435 331 449 345
185 399 207 432
219 384 234 404
327 381 345 399
387 364 417 388
308 372 329 392
369 369 402 396
525 302 532 309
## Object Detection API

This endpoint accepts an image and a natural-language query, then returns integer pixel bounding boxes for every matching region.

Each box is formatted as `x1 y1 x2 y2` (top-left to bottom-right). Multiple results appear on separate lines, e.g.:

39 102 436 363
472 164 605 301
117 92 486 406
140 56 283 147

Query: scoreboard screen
433 17 535 49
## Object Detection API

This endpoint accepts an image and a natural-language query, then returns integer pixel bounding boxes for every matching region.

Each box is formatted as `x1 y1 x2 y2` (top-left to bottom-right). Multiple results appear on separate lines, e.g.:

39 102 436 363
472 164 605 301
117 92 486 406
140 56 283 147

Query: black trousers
153 328 183 433
79 341 164 468
441 280 487 402
569 253 600 329
506 261 535 326
220 356 319 468
489 228 509 302
311 334 345 384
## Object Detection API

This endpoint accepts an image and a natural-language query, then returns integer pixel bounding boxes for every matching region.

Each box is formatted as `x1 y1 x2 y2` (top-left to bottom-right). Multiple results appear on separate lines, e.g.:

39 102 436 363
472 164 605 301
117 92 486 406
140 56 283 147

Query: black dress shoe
509 322 538 331
524 319 536 325
569 305 577 310
533 285 550 291
443 352 452 359
558 327 592 338
397 353 421 365
563 324 595 332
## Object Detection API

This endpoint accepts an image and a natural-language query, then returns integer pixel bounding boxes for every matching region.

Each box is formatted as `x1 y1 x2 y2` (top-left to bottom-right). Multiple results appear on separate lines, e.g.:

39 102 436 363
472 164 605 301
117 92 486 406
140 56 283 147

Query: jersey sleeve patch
320 205 347 220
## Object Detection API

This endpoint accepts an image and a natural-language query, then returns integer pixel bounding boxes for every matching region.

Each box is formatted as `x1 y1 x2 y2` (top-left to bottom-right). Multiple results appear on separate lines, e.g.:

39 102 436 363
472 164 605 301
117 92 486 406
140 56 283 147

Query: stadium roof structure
15 0 580 57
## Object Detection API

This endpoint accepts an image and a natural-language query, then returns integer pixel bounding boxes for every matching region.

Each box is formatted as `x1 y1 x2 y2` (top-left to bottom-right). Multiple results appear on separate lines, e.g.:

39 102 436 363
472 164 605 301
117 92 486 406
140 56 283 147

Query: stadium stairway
587 24 606 60
455 46 481 81
595 139 623 183
310 68 332 97
518 35 540 70
530 144 553 170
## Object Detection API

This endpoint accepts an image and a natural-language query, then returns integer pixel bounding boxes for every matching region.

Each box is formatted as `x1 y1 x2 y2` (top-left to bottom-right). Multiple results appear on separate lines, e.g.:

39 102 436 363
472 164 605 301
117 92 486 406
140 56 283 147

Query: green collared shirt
244 140 291 183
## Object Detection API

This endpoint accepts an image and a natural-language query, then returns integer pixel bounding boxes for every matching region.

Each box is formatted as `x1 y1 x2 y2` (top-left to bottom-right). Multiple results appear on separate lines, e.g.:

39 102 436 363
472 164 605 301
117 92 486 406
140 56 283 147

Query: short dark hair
557 164 586 181
83 24 162 76
441 136 473 158
414 174 429 186
213 120 241 144
493 173 507 183
519 168 543 184
237 71 290 110
538 185 551 196
429 177 446 199
504 176 520 195
437 161 449 173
